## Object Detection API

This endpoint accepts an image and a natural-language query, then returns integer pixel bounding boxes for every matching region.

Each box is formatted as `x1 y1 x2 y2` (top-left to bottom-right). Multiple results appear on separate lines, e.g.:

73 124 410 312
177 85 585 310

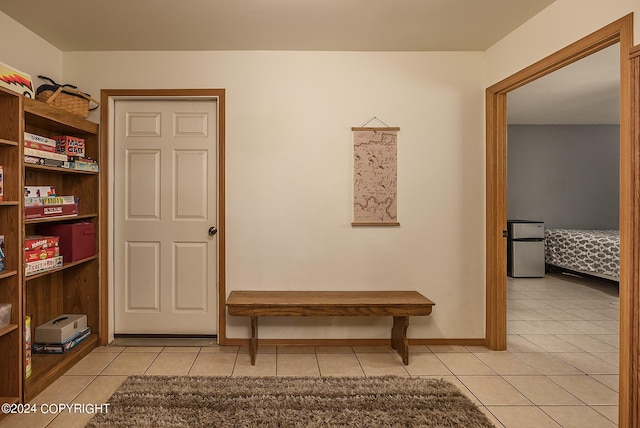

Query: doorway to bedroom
505 41 621 359
507 43 620 282
503 39 621 425
485 14 636 427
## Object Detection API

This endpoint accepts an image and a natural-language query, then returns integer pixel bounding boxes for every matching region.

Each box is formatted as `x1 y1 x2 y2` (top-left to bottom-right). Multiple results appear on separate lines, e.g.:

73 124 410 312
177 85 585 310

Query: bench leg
391 316 410 365
250 316 258 365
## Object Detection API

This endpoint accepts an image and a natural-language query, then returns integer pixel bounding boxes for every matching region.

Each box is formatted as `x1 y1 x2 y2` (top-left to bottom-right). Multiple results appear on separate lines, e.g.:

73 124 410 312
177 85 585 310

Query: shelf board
0 201 20 207
25 213 97 225
0 270 18 280
25 163 99 175
25 255 97 281
0 324 18 337
0 138 19 147
23 98 98 135
25 333 98 401
0 396 20 406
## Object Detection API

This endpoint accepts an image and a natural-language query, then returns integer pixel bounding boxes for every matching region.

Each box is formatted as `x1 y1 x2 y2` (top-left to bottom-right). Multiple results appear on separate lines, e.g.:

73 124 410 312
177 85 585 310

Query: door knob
208 226 218 236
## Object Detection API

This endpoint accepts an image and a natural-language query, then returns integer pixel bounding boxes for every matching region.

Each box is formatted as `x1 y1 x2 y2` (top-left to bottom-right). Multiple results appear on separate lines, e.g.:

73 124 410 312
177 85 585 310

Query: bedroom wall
507 124 620 229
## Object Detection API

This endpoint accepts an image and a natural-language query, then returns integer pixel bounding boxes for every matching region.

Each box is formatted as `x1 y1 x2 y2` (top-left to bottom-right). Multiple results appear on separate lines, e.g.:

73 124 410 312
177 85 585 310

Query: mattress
544 229 619 280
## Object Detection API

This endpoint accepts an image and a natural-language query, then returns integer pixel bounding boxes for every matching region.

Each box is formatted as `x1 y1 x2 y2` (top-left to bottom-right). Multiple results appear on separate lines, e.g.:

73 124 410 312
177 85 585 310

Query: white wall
62 51 486 340
485 0 638 87
0 12 63 88
6 0 635 342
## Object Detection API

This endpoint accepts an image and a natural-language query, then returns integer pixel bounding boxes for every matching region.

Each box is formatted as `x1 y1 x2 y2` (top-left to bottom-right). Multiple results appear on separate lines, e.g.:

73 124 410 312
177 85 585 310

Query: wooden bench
226 290 435 365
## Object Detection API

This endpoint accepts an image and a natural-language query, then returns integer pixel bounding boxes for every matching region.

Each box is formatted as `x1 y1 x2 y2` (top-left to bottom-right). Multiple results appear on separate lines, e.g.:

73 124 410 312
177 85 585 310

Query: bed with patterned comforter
544 229 619 281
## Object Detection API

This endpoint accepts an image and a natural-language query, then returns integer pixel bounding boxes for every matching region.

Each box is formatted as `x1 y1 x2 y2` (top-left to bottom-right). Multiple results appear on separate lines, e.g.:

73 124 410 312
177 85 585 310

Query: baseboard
222 338 487 347
114 334 217 338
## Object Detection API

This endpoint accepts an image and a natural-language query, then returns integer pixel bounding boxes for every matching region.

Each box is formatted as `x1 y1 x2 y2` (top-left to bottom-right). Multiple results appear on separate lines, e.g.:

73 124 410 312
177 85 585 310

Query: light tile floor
1 272 619 427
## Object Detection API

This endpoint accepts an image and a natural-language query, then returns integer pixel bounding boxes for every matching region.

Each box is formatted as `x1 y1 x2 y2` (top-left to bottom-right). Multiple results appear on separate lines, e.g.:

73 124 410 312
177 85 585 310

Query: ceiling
0 0 555 52
508 44 620 125
1 0 619 125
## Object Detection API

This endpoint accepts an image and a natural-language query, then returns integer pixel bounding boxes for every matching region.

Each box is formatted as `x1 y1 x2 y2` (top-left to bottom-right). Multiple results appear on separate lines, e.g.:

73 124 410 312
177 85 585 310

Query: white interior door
114 99 218 334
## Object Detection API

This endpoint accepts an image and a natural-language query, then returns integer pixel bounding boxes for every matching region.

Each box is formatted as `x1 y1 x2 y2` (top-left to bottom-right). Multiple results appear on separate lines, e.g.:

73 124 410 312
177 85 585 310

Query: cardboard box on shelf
25 140 56 153
24 203 78 219
23 155 68 168
24 247 59 262
35 222 95 262
25 196 76 207
68 161 98 172
53 136 85 158
24 132 56 147
0 61 34 98
24 186 56 198
24 147 68 161
25 255 63 276
24 236 59 252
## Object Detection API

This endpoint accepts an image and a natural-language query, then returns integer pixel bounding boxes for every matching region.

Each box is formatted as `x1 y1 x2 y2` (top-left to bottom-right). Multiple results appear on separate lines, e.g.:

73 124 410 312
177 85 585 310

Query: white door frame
100 89 226 344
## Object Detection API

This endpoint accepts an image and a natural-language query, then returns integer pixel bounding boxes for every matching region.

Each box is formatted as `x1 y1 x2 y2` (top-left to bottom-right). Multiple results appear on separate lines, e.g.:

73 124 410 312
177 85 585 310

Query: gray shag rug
86 375 495 427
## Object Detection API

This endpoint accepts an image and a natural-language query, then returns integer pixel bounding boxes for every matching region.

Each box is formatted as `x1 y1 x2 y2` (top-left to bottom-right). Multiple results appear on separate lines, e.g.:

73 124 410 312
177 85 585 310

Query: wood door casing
100 89 227 341
626 43 640 428
485 14 636 428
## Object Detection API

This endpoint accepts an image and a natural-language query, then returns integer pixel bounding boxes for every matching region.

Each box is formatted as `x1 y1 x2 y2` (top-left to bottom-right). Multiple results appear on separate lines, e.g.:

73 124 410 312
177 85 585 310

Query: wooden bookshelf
0 87 23 414
25 334 99 401
0 90 102 408
22 98 102 401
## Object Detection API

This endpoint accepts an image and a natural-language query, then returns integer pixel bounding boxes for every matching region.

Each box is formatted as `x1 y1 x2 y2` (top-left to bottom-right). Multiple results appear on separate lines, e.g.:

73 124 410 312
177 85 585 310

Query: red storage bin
35 222 95 262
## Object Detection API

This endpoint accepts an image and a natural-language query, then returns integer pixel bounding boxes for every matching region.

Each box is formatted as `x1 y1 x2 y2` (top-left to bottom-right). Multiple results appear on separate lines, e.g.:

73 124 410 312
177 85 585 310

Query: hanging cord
360 116 391 128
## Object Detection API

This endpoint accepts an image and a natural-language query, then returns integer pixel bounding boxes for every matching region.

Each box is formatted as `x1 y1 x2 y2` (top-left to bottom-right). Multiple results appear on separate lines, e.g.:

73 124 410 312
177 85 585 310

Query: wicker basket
35 76 99 118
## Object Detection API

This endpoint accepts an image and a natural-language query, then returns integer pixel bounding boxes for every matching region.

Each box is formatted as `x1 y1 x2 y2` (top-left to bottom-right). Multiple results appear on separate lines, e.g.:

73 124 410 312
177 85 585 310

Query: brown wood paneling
0 208 19 272
0 88 23 407
99 91 109 346
0 331 21 399
63 260 100 332
0 144 21 202
63 173 98 215
485 90 507 350
23 98 98 135
24 274 65 331
216 91 227 343
626 46 640 428
0 88 21 142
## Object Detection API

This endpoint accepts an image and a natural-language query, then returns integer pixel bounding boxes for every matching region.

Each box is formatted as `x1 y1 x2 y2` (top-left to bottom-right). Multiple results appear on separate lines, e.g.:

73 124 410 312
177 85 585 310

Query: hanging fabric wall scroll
352 119 400 226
